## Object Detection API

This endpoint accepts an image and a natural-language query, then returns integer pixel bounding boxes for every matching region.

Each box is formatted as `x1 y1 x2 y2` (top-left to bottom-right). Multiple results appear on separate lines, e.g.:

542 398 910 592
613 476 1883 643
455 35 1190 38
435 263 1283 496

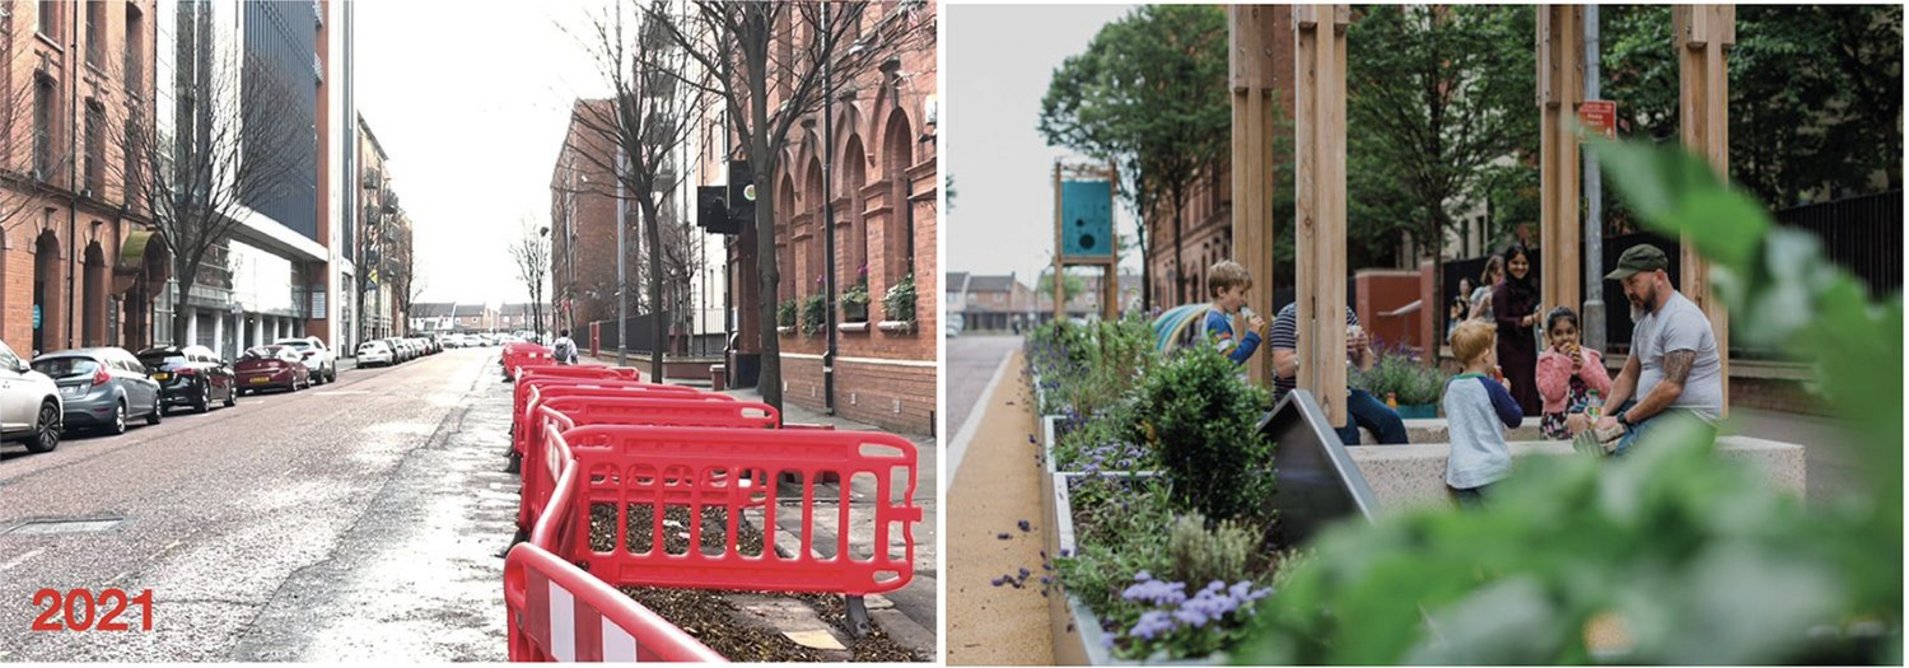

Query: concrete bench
1358 417 1545 444
1347 435 1806 511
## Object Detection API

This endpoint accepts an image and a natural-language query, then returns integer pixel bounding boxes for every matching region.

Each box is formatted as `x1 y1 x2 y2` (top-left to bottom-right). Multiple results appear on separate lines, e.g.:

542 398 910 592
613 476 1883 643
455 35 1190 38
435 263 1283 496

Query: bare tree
113 7 310 346
0 18 86 242
640 0 935 410
563 0 711 381
509 217 551 340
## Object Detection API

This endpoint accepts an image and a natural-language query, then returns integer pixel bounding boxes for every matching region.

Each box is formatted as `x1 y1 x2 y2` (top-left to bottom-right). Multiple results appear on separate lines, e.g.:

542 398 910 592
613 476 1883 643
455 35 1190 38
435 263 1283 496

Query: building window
38 0 56 39
123 116 141 205
84 0 102 66
84 100 103 194
125 4 144 94
33 75 53 178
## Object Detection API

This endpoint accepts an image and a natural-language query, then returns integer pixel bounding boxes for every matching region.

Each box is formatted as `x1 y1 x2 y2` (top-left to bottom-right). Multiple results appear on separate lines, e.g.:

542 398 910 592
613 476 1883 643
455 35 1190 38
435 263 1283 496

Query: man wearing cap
1587 243 1724 454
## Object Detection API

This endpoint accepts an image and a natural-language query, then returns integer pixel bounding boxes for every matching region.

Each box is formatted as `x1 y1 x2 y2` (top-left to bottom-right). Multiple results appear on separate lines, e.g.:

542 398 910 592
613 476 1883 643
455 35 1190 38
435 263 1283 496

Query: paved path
946 348 1053 665
946 335 1024 486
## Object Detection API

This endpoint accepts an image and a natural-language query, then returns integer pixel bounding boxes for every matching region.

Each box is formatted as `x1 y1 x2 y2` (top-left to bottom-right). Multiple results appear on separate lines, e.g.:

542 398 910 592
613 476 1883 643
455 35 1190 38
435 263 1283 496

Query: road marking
0 548 44 572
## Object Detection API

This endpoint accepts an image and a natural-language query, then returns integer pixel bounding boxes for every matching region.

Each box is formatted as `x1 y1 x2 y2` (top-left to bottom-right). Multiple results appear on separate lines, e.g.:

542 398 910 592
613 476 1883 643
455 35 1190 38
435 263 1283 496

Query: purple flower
996 532 1011 540
1018 519 1032 532
1129 610 1177 640
1018 567 1032 579
990 576 1006 587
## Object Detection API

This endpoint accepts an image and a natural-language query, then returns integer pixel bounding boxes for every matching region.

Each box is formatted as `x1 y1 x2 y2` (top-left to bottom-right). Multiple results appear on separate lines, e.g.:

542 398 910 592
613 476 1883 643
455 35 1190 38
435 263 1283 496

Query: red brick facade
0 1 159 355
550 100 638 335
731 4 939 435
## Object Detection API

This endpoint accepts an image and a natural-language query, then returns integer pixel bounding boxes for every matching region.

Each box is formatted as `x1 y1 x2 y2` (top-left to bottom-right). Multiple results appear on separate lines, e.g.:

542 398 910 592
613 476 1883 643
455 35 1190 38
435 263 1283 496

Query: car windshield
279 340 312 351
360 343 387 352
243 346 284 359
32 357 99 379
138 352 188 368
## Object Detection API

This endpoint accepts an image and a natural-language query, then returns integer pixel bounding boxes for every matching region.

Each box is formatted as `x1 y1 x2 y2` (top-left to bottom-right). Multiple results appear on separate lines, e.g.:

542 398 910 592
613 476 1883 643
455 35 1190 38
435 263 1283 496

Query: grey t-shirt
1631 291 1723 419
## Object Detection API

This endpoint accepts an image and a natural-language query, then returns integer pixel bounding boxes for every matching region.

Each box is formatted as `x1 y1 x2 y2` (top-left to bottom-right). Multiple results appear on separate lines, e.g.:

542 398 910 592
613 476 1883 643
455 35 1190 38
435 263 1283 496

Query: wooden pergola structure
1051 161 1123 323
1229 4 1735 429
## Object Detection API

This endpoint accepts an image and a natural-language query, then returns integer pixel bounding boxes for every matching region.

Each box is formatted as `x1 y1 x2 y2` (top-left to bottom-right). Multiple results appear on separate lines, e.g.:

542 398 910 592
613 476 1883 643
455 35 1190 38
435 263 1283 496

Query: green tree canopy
1039 5 1230 309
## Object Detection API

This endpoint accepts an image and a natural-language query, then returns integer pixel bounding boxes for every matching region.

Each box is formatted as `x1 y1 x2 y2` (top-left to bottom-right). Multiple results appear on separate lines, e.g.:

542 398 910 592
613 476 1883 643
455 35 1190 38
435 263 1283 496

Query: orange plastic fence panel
518 364 642 383
504 542 725 662
502 343 556 380
542 425 922 597
517 397 779 536
513 380 718 459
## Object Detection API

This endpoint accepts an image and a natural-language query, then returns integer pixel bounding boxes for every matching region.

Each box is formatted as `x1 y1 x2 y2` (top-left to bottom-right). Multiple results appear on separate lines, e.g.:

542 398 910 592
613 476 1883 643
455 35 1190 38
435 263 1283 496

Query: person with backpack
551 329 579 365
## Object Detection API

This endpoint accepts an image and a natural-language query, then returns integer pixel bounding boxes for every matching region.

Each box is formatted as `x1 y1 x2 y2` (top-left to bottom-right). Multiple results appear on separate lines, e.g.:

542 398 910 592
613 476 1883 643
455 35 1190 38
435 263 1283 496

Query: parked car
32 347 161 435
0 339 64 453
235 345 312 394
275 336 336 384
136 345 238 414
357 340 394 367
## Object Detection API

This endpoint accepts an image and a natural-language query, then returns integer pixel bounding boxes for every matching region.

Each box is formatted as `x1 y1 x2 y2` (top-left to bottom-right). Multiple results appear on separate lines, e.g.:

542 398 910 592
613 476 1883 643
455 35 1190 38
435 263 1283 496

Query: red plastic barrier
517 364 643 384
513 380 715 459
517 397 780 537
505 542 724 663
537 425 922 597
501 343 555 380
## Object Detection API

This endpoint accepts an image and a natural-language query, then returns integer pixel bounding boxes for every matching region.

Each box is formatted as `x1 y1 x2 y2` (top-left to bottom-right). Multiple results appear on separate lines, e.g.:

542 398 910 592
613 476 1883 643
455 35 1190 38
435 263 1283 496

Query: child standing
1199 261 1269 367
1444 319 1524 507
1535 307 1613 440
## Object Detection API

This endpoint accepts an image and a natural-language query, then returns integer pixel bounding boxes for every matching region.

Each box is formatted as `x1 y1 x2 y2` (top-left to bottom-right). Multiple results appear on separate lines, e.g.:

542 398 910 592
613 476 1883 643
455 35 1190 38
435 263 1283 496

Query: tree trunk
170 262 200 348
643 199 664 384
1172 186 1188 304
748 55 782 412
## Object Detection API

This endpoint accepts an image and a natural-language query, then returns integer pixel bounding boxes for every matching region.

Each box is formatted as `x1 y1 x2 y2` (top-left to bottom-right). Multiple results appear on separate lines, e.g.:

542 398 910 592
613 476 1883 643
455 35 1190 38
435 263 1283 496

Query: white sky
356 0 614 307
946 3 1140 286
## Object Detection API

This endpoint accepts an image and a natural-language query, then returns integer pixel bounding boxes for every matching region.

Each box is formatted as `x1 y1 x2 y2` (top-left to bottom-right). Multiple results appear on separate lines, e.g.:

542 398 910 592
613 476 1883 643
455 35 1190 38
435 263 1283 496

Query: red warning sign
1579 100 1617 140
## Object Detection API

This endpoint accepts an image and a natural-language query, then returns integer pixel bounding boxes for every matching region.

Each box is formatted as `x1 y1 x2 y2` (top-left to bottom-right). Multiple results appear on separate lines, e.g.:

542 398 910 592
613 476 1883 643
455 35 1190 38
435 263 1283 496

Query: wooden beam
1052 161 1064 322
1537 6 1583 320
1106 161 1122 322
1674 4 1735 415
1295 4 1349 427
1230 5 1281 387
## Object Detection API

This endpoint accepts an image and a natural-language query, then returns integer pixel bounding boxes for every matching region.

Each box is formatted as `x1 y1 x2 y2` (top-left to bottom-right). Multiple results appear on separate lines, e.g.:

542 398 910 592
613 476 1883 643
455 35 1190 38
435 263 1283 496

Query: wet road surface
0 348 513 662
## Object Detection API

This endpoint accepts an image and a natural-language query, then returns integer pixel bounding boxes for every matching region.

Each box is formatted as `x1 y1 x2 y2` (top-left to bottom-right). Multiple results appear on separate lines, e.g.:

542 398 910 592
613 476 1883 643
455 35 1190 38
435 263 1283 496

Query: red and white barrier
505 542 724 663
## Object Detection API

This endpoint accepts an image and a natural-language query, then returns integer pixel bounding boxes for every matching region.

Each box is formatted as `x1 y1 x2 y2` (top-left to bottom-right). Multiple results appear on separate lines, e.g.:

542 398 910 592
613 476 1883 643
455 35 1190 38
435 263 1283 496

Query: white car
356 341 394 367
0 339 63 453
275 337 336 384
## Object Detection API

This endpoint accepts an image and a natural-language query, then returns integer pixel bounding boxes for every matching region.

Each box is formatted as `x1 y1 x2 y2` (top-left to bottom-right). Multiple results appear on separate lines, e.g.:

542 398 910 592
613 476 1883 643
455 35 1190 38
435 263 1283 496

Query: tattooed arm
1623 350 1694 424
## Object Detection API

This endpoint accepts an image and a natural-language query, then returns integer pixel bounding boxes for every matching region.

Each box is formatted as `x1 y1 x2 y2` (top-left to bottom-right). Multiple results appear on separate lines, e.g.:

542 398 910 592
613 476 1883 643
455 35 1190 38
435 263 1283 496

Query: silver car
32 347 162 435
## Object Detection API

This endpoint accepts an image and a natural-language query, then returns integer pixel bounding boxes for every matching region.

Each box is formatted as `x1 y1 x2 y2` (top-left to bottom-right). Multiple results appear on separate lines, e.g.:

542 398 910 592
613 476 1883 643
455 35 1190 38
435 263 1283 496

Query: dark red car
234 345 312 394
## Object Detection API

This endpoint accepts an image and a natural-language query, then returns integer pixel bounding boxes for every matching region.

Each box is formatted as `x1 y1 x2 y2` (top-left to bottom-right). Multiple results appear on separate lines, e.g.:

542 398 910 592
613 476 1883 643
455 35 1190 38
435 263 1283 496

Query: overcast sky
357 0 611 307
946 4 1139 286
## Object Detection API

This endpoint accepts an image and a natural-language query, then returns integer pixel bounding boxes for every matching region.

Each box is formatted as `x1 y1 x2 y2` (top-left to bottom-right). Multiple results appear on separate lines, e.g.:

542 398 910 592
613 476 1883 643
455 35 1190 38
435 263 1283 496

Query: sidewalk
577 352 940 658
946 348 1054 665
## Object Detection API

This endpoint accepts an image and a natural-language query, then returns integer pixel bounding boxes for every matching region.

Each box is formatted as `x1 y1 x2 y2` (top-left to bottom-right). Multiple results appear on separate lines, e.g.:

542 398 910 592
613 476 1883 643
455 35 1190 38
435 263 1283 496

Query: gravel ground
587 503 925 662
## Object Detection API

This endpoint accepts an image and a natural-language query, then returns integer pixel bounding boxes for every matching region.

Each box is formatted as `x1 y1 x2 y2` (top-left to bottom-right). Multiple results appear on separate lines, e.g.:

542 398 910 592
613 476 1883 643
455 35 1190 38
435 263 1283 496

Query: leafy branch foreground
1235 141 1902 665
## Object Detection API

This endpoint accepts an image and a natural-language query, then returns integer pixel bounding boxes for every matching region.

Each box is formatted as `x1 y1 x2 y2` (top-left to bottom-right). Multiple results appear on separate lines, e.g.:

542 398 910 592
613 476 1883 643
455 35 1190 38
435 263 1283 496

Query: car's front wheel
24 400 60 453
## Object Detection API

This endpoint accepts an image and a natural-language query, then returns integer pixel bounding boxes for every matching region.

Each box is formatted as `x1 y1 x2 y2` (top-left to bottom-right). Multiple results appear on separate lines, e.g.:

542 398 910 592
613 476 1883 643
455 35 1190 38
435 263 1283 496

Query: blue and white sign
1060 180 1115 261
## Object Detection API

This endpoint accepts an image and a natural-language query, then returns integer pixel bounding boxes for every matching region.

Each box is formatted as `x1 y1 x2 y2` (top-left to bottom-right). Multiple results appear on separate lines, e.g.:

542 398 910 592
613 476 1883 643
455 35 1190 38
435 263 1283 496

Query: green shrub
883 273 916 322
1130 343 1274 524
800 295 826 335
1168 512 1260 590
776 299 797 328
1352 347 1444 406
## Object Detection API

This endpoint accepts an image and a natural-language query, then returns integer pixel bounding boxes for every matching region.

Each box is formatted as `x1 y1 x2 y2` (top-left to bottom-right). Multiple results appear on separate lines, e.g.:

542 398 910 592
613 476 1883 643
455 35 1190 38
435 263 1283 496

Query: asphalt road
0 347 514 662
945 334 1023 484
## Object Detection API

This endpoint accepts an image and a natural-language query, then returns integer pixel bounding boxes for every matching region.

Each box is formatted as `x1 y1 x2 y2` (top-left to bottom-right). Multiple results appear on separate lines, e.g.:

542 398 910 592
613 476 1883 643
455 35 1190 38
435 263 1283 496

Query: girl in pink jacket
1536 307 1612 440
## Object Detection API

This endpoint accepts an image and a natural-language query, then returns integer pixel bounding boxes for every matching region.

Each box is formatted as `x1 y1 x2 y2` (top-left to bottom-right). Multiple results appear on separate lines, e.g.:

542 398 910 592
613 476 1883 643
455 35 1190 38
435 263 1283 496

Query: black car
136 345 239 414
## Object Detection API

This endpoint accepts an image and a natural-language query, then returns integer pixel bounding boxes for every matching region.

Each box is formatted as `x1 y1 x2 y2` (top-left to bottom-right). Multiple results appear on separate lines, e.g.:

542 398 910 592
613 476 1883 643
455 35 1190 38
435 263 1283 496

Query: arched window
880 109 914 287
841 134 868 293
775 173 797 301
804 159 825 299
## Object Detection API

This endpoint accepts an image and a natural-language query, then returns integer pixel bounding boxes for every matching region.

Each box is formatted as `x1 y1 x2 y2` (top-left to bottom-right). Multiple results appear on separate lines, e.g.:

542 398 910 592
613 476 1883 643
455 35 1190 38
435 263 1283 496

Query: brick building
548 99 630 335
707 2 939 434
948 272 1035 332
0 0 161 355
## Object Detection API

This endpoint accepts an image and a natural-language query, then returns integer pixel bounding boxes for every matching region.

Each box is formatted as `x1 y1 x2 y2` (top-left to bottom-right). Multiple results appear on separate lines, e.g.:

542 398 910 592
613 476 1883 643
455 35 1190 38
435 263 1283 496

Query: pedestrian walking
551 329 579 365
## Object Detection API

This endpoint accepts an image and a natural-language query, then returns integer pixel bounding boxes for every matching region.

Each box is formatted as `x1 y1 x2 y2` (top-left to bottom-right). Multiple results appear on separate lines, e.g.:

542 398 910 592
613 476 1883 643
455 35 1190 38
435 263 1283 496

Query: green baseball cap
1605 244 1669 281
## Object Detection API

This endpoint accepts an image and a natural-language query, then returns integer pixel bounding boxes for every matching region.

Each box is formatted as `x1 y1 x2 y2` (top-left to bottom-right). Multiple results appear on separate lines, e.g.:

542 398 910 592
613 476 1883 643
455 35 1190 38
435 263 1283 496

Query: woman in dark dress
1492 244 1543 415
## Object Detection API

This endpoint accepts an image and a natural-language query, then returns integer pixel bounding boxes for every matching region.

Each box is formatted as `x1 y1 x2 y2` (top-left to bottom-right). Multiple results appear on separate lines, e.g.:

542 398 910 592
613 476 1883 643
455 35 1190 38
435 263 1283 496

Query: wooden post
1106 162 1122 321
1230 6 1283 387
1537 6 1583 319
1675 5 1734 415
1052 162 1065 323
1294 5 1349 427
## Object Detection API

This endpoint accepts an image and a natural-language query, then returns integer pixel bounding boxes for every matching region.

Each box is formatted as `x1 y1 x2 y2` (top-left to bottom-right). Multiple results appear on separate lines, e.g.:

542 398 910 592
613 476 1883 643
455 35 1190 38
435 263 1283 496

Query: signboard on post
1058 180 1115 261
1578 100 1617 140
